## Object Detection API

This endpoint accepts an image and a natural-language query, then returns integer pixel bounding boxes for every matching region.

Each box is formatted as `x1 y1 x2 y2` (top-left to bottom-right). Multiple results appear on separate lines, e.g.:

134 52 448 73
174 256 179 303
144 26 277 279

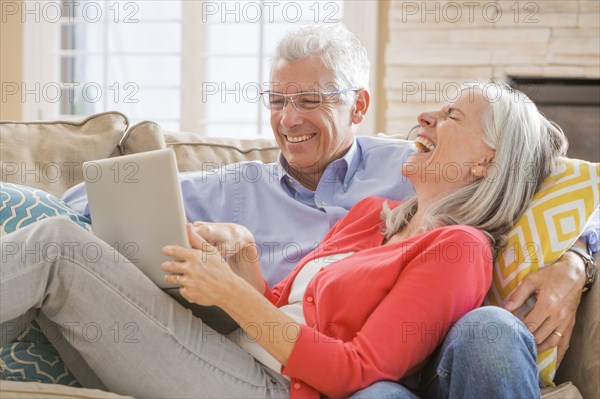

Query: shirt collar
276 154 313 199
338 139 360 187
277 153 291 183
276 154 298 194
276 138 360 189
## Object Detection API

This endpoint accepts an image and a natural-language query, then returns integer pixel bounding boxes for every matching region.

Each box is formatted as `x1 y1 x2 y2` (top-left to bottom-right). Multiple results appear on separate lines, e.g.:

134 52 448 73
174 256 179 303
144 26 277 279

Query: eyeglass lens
265 92 322 112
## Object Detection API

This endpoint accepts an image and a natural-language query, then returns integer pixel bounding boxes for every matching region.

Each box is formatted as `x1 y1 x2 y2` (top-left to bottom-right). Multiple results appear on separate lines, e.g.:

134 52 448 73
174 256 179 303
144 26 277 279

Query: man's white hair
271 24 370 91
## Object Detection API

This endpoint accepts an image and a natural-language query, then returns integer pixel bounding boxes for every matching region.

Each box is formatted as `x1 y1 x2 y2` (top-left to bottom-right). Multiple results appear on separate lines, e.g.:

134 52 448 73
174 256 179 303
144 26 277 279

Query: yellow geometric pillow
485 157 600 387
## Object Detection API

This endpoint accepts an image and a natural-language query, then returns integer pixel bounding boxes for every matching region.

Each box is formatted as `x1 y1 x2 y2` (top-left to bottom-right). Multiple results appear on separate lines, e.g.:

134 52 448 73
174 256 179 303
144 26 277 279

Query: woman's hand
161 224 241 307
191 221 265 292
163 224 298 366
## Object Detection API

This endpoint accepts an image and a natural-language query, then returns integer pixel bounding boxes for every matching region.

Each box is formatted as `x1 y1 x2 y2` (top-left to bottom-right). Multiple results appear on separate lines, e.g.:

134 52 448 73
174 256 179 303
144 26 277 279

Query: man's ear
351 89 370 124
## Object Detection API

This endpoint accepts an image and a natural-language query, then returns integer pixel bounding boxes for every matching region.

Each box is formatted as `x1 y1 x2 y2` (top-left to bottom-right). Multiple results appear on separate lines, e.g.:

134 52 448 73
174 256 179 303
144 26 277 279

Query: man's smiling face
269 56 357 183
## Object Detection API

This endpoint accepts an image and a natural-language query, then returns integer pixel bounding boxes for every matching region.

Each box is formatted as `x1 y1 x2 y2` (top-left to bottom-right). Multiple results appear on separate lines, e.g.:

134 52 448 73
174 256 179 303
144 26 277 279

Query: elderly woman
0 82 566 398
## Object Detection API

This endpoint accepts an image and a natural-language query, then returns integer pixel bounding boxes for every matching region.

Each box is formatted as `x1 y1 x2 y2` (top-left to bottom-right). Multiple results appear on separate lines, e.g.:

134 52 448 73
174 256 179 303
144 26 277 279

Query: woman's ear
351 89 370 124
484 150 496 165
471 165 486 178
474 150 496 178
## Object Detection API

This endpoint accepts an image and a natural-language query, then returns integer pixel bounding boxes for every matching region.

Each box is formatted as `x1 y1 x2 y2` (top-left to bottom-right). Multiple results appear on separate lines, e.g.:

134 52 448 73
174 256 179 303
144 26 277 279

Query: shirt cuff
581 208 600 254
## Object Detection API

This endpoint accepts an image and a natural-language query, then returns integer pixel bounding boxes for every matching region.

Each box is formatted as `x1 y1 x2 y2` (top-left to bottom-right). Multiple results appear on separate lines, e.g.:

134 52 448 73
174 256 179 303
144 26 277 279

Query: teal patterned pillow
1 182 92 236
0 182 90 386
0 321 81 386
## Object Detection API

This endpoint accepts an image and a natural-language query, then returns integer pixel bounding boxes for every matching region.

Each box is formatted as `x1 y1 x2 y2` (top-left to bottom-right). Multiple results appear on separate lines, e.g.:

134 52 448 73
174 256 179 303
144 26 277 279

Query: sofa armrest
555 251 600 398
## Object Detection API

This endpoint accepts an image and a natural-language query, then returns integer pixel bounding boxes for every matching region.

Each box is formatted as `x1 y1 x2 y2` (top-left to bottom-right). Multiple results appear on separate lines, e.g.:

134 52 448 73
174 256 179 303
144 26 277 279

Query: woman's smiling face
404 89 496 197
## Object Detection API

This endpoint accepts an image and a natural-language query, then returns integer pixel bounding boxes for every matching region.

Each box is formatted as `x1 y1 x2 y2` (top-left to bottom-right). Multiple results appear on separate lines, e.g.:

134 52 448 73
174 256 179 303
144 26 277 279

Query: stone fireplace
382 0 600 164
510 77 600 162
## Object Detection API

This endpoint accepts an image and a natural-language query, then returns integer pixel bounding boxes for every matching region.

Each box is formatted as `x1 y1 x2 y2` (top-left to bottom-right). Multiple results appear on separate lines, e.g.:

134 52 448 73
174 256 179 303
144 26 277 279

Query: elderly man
63 24 596 398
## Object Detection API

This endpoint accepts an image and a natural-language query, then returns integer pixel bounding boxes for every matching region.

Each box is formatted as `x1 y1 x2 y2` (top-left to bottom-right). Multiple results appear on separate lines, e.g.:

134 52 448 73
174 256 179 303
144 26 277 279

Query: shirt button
294 383 301 390
306 296 313 303
309 322 316 328
321 201 328 206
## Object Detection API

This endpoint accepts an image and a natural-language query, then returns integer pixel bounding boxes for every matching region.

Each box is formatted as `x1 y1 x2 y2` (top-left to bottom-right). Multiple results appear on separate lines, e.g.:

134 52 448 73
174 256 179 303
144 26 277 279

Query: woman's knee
445 306 536 356
349 381 419 399
39 215 86 232
3 216 97 266
31 216 91 244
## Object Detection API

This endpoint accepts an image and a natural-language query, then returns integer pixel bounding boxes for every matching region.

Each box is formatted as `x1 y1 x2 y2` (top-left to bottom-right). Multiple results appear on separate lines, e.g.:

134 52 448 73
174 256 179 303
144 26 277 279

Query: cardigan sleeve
281 227 493 398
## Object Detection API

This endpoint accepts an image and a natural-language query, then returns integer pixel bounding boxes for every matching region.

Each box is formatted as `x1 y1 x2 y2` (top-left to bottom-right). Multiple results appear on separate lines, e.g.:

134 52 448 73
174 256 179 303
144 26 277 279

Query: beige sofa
0 112 598 398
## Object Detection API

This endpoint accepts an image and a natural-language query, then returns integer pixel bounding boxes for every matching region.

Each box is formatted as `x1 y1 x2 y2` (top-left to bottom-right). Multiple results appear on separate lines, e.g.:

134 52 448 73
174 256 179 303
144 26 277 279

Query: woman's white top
228 252 354 375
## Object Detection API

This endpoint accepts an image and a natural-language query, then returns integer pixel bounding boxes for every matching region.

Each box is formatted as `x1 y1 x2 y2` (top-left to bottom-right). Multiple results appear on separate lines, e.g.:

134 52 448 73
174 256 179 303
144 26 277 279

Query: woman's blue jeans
350 307 540 399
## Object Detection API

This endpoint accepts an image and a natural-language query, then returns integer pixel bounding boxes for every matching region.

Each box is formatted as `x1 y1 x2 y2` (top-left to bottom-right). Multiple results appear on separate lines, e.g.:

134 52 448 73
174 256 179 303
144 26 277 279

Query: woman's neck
384 205 433 245
385 196 435 244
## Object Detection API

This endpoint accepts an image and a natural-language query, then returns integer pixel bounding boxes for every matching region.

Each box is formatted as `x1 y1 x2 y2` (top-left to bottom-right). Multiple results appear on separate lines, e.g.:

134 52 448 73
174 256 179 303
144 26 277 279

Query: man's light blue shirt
62 135 600 286
62 136 417 286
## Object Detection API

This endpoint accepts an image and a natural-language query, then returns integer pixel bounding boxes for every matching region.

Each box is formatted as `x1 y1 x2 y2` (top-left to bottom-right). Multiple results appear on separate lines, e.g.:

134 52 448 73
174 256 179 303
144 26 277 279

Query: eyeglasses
259 87 360 112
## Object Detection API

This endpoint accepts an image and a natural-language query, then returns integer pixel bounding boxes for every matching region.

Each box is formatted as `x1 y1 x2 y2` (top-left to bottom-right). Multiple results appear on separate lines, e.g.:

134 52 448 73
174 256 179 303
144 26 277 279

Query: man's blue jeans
350 307 540 399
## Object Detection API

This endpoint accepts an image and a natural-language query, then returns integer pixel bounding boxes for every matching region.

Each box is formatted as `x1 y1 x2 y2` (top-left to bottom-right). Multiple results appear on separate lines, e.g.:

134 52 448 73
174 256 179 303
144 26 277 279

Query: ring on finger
552 331 563 338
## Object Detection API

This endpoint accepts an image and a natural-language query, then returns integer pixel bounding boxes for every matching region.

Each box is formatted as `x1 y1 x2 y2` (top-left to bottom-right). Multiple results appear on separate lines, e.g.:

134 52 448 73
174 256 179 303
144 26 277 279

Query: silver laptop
83 149 189 289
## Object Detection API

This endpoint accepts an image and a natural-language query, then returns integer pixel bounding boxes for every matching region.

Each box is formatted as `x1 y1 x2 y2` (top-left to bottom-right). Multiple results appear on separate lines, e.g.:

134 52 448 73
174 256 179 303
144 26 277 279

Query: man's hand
191 221 255 259
505 248 586 366
191 221 265 292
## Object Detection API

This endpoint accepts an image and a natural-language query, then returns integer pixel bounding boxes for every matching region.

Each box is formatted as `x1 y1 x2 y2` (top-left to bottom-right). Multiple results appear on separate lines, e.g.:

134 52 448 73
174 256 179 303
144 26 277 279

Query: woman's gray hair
381 81 568 255
271 24 370 93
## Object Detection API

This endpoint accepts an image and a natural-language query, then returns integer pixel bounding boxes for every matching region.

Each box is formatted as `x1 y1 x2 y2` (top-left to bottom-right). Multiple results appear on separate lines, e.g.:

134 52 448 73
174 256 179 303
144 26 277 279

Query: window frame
22 1 379 136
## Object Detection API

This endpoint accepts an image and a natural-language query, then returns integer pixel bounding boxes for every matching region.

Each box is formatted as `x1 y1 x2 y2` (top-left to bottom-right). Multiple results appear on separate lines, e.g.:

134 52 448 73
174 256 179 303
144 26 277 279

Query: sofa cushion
485 158 600 387
118 123 279 172
163 131 279 172
0 112 128 197
119 121 165 155
0 380 131 398
541 382 583 399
